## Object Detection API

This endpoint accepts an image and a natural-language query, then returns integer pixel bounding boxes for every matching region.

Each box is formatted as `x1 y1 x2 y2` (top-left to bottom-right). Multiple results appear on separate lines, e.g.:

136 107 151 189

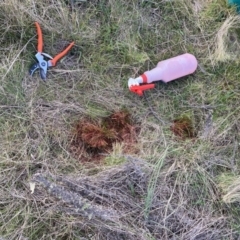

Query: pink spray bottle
128 53 198 96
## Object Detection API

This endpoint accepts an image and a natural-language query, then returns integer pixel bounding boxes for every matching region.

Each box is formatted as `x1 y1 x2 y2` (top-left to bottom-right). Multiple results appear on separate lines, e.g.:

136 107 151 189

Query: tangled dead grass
30 157 233 239
211 15 240 63
218 174 240 204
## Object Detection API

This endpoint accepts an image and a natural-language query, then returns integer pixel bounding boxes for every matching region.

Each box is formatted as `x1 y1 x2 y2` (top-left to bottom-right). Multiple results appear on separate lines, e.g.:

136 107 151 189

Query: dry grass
218 174 240 203
211 15 240 63
0 0 240 239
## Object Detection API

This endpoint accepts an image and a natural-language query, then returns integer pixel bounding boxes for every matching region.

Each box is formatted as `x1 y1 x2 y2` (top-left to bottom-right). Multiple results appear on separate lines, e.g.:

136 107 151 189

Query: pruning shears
29 22 75 80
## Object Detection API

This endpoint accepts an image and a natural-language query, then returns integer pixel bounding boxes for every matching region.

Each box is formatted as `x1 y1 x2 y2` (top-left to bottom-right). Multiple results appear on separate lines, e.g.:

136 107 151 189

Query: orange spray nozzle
129 84 155 96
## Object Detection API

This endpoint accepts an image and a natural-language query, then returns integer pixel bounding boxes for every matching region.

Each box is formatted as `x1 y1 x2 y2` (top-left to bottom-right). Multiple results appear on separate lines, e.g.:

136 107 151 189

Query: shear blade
29 63 40 76
40 69 47 80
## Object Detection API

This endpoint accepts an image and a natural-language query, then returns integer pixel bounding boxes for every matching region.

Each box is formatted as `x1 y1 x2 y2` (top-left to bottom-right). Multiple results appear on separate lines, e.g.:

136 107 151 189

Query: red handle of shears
35 22 43 53
50 42 75 67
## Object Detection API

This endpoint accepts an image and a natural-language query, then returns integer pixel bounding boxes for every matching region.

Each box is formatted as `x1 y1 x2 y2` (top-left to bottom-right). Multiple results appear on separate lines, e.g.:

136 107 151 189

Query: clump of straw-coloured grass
211 15 240 63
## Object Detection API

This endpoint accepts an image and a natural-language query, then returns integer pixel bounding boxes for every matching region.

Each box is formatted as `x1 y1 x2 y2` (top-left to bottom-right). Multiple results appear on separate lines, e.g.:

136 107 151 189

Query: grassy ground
1 0 240 239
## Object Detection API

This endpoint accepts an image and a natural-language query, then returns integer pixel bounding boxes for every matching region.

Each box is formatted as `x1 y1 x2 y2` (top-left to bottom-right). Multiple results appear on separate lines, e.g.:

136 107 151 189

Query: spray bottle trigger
129 84 155 96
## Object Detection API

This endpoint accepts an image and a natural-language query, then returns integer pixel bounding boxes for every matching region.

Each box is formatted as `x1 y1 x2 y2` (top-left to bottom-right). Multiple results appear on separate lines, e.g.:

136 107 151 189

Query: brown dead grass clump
170 115 196 139
81 122 117 149
70 110 138 162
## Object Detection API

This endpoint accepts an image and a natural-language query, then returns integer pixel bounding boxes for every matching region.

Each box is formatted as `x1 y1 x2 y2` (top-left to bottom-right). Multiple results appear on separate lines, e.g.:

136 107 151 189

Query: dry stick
0 105 25 109
32 160 150 237
32 174 142 237
33 173 119 222
55 176 116 204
